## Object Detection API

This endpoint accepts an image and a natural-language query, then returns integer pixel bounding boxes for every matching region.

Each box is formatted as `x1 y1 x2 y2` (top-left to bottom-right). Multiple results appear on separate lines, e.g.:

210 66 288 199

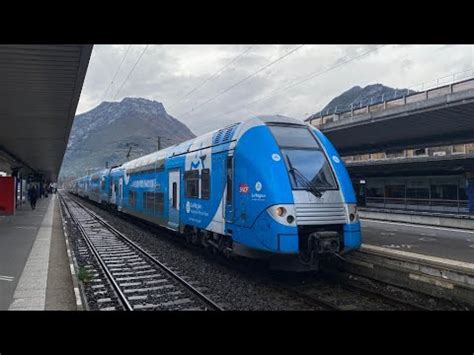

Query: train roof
116 115 308 174
253 114 306 126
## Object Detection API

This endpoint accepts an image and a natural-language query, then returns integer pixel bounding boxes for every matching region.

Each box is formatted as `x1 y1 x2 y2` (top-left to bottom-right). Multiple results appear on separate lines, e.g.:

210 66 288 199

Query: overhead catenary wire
167 45 255 111
176 45 305 119
215 44 454 122
101 45 132 102
113 45 150 100
203 45 386 122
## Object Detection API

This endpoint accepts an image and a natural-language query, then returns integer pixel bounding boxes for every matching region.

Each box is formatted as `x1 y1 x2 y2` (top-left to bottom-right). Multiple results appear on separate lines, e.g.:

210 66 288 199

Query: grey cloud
77 45 474 136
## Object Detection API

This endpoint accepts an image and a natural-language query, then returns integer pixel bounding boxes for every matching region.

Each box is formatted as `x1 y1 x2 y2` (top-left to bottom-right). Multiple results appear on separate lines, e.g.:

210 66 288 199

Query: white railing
308 68 474 123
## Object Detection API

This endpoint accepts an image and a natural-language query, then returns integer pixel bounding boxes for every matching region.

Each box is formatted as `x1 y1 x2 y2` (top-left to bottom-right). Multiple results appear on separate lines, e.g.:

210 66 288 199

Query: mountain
59 97 196 179
308 83 416 119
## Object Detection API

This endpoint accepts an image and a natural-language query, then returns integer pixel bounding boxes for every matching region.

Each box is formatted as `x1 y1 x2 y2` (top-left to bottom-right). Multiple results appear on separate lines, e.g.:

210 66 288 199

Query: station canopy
0 45 93 181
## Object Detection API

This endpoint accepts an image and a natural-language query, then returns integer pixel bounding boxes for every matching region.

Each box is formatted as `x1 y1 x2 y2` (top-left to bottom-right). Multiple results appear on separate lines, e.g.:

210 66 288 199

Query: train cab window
184 170 199 198
226 157 233 204
201 169 210 199
268 124 337 191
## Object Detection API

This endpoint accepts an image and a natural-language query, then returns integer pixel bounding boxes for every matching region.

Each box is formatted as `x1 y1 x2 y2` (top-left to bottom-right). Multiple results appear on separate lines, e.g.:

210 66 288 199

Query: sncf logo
239 183 249 193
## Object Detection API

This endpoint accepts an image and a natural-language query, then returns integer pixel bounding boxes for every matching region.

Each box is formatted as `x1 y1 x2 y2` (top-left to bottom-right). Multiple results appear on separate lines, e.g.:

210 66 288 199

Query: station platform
360 216 474 264
0 195 77 310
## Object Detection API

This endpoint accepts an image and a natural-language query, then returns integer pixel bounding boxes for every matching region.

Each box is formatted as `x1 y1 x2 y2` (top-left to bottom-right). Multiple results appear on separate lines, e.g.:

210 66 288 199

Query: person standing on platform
28 185 38 210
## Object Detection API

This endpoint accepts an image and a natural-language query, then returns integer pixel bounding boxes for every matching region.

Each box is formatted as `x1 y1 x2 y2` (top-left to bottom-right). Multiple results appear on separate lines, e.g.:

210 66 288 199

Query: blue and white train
72 115 361 270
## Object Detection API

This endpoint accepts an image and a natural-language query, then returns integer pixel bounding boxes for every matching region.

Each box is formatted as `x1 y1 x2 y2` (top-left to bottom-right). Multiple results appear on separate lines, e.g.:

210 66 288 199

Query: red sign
0 176 16 215
239 183 249 193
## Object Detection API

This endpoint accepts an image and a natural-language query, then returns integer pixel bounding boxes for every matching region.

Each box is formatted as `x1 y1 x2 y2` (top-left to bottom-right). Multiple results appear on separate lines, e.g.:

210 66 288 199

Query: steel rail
320 267 436 311
59 193 133 311
63 192 224 311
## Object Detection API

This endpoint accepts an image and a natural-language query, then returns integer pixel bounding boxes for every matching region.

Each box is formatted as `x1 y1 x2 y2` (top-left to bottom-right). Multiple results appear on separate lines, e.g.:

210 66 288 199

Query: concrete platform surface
342 244 474 307
361 218 474 264
0 195 76 310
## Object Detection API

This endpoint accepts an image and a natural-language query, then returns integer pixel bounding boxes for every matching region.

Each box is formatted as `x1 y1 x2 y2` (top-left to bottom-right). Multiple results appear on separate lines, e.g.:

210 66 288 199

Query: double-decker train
71 115 361 270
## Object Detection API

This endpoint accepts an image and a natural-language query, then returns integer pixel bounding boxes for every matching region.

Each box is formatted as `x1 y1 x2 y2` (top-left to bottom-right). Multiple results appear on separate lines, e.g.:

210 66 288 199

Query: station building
343 143 474 214
307 76 474 215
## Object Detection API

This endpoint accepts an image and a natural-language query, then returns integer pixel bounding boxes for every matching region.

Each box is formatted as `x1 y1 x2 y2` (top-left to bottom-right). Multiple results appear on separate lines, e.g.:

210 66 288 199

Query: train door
168 169 180 230
118 177 123 211
107 170 112 202
111 179 117 205
224 155 234 223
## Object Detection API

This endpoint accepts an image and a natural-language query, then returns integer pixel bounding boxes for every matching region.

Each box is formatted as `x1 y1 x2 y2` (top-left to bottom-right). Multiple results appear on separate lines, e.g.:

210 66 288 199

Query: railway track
269 267 440 311
63 193 460 311
59 193 223 311
322 269 435 311
272 278 417 311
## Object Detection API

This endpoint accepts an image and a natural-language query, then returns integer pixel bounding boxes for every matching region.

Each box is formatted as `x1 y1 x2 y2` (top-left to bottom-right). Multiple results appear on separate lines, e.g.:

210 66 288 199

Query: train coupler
309 231 341 255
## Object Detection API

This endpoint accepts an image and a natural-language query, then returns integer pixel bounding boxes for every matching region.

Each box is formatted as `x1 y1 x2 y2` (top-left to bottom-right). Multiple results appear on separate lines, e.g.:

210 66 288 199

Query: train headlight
347 204 359 223
276 207 287 217
267 205 296 226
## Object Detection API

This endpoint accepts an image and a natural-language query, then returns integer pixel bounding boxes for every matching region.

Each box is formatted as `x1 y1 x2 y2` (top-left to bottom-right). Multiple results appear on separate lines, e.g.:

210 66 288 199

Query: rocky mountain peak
60 98 195 178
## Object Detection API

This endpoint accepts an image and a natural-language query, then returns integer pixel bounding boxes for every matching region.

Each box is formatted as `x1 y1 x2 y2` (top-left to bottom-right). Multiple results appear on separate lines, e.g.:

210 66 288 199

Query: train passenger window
184 170 199 198
156 193 164 213
226 157 233 204
145 192 155 211
129 190 136 207
201 169 210 199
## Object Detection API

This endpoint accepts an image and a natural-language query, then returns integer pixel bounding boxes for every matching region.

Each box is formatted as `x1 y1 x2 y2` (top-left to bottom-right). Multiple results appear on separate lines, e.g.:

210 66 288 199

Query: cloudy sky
77 45 474 135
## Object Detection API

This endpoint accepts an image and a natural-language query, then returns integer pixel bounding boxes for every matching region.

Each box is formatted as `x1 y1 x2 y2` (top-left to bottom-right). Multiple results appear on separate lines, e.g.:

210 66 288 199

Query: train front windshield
268 125 337 191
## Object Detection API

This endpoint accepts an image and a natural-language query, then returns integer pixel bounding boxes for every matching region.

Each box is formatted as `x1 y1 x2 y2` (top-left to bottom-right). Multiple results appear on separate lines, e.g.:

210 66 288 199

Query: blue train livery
71 115 362 271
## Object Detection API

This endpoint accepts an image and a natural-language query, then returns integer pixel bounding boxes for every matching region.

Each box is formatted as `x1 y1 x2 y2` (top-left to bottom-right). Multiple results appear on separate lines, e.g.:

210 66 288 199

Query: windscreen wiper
285 155 322 198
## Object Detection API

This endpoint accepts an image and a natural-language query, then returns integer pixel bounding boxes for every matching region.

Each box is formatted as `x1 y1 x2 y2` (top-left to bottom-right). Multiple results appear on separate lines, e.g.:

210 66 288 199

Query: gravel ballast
66 194 463 311
68 197 321 310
